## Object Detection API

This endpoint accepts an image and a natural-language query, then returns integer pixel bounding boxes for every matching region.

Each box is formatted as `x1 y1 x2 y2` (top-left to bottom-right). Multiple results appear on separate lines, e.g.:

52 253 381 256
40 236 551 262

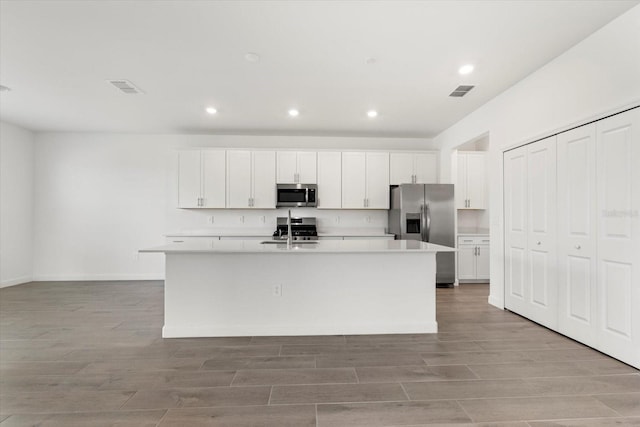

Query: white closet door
526 136 557 329
595 108 640 367
504 146 529 316
557 124 597 346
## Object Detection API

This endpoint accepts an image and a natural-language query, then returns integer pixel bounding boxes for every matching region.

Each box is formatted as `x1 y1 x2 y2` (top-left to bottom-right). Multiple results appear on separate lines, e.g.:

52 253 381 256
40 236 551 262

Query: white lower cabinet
504 107 640 368
457 236 490 282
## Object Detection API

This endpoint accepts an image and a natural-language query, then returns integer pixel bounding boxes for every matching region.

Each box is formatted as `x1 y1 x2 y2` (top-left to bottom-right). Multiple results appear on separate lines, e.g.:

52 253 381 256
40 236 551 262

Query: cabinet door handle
477 246 480 256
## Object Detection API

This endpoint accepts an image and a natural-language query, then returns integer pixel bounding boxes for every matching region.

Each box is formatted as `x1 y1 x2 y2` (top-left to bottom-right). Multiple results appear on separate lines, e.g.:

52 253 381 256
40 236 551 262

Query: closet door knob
575 245 581 250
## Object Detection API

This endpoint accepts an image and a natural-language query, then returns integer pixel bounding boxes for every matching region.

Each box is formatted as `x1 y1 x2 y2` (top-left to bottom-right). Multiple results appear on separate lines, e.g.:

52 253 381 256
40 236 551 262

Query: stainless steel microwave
276 184 317 207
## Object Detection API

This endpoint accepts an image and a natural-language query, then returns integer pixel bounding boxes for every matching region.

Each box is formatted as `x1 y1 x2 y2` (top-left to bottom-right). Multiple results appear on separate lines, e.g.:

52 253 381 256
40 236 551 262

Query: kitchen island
140 239 455 338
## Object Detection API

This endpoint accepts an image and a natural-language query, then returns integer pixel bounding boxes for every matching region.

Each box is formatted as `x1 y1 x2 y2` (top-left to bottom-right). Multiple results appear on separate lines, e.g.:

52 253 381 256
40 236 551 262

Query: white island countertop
141 239 455 254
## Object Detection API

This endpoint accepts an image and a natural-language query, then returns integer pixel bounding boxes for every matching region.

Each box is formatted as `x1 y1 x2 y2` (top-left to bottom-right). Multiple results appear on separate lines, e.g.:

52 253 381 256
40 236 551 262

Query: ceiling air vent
107 79 144 94
449 85 475 97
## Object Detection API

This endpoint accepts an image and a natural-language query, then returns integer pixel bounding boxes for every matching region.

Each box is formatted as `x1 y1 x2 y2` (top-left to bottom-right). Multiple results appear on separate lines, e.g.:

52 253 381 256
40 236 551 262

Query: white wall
32 133 434 280
0 121 34 287
434 5 640 308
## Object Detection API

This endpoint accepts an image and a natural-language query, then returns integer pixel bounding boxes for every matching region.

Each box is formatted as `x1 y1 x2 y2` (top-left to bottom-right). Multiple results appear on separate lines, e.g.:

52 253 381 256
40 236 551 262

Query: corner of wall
0 121 35 287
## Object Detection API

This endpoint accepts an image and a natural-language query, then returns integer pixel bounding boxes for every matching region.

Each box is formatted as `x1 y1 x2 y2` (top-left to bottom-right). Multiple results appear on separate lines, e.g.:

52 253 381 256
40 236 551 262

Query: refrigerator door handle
425 203 431 242
420 205 427 242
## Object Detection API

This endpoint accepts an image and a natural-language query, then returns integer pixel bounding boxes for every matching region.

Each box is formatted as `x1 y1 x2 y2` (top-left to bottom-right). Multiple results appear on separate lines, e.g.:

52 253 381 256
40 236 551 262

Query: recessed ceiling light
288 109 300 117
205 107 217 115
0 85 11 92
245 52 260 62
367 110 378 118
458 64 475 75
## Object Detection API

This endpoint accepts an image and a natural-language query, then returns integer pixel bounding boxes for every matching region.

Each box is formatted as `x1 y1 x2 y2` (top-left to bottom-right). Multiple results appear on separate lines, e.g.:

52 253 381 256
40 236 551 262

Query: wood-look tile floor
1 281 638 426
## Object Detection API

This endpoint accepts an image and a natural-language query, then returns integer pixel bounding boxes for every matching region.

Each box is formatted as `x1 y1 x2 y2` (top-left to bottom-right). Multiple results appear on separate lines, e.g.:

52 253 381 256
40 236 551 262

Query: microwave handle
305 187 309 206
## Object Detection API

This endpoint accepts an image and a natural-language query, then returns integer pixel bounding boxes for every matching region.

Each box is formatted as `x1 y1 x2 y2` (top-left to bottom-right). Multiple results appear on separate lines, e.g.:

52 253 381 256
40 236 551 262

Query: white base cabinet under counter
457 235 490 282
141 240 455 337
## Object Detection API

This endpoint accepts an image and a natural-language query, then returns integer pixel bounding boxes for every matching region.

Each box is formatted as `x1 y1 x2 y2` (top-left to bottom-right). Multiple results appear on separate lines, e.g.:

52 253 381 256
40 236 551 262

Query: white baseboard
163 321 439 338
488 294 504 309
0 275 33 288
31 274 164 282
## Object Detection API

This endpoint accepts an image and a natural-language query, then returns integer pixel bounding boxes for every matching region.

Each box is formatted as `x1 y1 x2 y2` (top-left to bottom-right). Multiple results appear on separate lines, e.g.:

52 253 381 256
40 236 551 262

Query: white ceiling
1 0 638 138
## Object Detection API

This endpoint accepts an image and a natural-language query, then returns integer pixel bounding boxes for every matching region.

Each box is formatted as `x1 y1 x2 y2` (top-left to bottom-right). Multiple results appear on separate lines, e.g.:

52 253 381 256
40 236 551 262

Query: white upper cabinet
226 150 276 209
342 152 390 209
178 150 226 208
390 152 438 185
317 151 342 209
276 151 317 184
457 152 487 209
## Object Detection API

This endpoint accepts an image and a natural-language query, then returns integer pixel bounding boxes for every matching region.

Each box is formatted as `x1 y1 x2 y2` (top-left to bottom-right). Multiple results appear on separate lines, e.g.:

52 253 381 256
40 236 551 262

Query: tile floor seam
270 398 414 406
589 394 630 418
153 408 169 427
352 367 360 384
228 369 239 386
398 382 411 401
453 398 476 424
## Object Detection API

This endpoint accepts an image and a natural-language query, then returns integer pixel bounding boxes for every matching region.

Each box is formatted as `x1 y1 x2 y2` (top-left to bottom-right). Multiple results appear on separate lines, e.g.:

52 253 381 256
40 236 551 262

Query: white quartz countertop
141 239 455 254
457 228 490 236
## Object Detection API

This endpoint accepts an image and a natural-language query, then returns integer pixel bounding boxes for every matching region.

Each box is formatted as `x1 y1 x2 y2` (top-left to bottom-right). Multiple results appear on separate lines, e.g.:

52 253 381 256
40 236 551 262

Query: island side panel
163 252 437 337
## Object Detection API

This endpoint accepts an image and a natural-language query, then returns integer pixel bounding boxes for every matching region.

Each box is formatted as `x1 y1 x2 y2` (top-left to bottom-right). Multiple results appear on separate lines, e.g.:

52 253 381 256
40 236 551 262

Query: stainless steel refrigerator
388 184 455 285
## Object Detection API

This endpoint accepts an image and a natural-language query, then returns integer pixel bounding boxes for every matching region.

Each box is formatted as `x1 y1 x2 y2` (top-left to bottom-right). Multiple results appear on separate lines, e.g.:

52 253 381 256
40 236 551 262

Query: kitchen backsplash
166 207 389 233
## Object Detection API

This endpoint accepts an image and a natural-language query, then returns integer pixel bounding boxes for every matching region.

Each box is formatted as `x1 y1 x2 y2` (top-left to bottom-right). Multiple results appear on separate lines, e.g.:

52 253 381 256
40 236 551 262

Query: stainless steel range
273 217 318 241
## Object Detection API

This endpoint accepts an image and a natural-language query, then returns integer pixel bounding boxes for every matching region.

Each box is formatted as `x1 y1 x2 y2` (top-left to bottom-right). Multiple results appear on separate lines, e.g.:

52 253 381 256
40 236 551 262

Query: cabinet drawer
458 235 490 246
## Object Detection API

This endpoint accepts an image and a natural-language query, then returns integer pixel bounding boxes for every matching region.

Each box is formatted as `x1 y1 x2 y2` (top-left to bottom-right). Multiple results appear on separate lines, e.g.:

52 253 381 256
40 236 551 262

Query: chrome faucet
287 209 292 247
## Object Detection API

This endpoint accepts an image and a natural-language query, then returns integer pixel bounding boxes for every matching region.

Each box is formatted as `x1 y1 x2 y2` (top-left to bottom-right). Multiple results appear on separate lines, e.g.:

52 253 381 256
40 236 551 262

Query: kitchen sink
260 240 318 245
